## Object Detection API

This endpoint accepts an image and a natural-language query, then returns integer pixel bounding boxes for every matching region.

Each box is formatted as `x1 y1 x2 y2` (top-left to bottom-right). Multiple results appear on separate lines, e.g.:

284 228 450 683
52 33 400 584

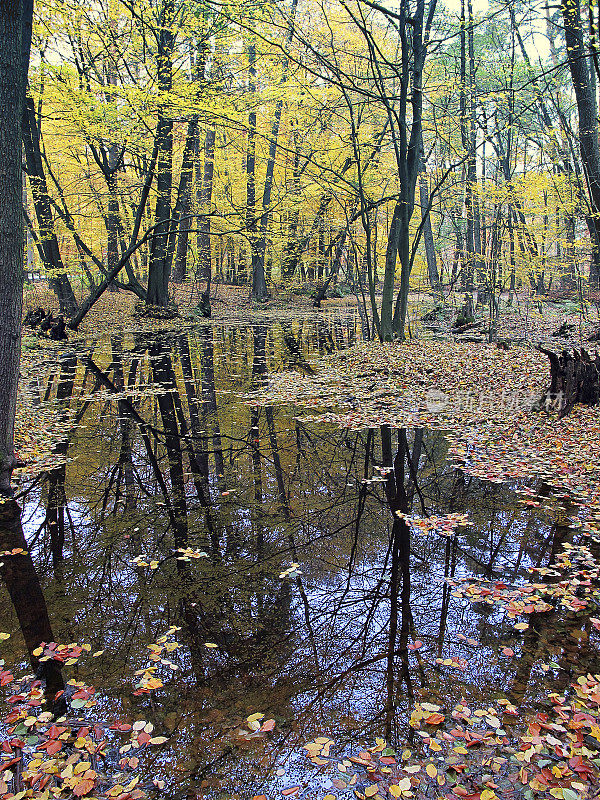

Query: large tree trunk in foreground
562 0 600 286
0 0 27 494
537 347 600 418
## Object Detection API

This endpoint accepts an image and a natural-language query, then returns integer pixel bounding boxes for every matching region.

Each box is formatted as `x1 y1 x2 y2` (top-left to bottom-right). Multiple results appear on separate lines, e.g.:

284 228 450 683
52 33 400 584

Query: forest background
8 0 600 338
0 0 599 490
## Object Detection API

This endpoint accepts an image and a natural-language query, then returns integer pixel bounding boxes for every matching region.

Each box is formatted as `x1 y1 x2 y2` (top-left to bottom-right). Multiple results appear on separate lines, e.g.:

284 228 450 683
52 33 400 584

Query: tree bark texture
537 347 600 418
146 0 175 307
562 0 600 286
0 0 26 493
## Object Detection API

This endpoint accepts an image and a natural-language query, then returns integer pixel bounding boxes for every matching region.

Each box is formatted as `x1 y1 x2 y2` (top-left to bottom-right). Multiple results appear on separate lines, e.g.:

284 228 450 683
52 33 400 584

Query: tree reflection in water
1 312 599 796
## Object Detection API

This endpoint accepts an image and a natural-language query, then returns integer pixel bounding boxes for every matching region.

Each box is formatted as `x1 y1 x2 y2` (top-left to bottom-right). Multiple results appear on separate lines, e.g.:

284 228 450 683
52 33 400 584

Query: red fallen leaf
424 713 445 725
136 731 151 745
259 719 275 732
0 671 14 686
9 739 25 749
78 727 90 738
408 640 423 651
45 740 62 755
569 755 594 775
73 778 96 796
379 756 396 765
0 757 21 772
281 789 300 797
47 724 66 739
252 796 268 800
502 647 515 657
38 775 51 790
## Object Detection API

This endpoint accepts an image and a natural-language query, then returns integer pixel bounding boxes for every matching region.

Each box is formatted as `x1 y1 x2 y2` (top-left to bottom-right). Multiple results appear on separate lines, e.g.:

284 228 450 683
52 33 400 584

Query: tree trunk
281 132 302 283
251 0 298 299
0 0 27 493
106 157 120 293
562 0 600 287
22 98 78 315
197 123 216 294
418 142 442 297
172 117 198 283
146 0 175 307
380 0 435 341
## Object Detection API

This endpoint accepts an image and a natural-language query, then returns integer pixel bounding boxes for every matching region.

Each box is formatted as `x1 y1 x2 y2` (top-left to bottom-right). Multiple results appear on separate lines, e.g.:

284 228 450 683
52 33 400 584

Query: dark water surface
1 312 598 798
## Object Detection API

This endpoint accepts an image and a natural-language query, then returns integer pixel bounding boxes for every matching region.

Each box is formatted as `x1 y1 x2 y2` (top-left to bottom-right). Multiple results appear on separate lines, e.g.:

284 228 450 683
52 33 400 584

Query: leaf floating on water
205 642 218 648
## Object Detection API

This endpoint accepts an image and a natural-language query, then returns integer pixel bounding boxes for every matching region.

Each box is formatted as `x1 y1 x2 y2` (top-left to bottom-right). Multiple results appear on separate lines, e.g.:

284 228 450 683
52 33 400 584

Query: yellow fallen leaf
365 785 379 797
425 763 437 778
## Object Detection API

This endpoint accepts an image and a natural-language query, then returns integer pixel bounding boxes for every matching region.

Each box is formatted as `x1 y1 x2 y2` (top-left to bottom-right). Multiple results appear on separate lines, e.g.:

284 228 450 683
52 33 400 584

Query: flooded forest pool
1 311 598 799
